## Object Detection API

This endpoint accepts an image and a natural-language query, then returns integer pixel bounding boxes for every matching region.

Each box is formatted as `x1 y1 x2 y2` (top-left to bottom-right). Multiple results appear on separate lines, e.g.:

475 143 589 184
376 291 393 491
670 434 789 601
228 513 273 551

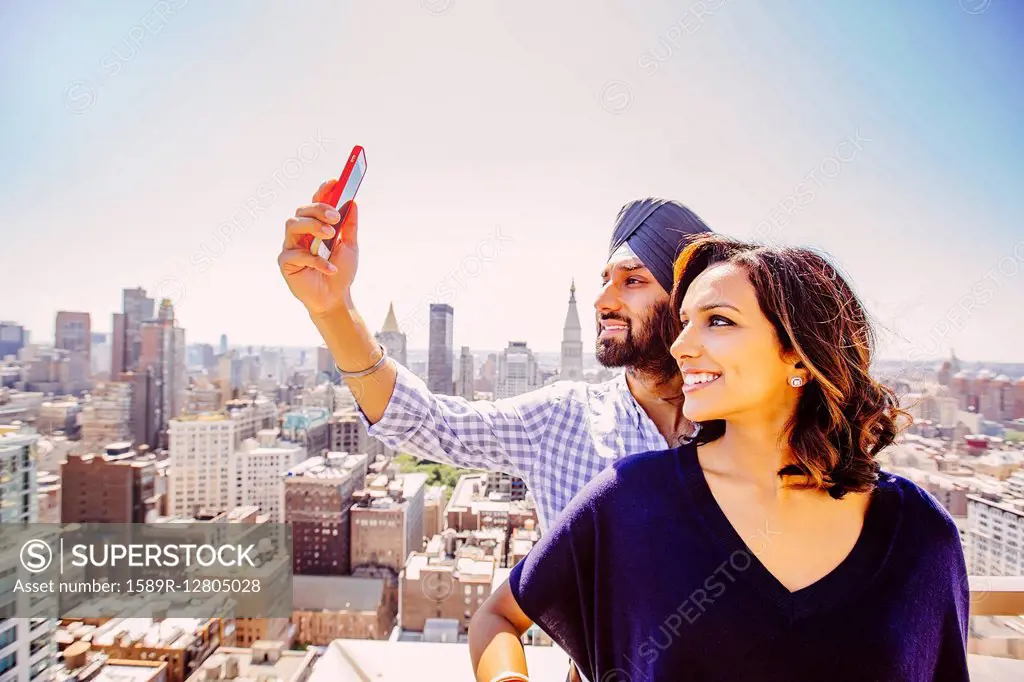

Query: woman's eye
709 315 733 327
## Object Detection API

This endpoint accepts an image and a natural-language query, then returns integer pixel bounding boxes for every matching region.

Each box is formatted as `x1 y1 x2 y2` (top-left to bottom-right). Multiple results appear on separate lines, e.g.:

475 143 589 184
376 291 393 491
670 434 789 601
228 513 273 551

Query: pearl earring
789 377 804 388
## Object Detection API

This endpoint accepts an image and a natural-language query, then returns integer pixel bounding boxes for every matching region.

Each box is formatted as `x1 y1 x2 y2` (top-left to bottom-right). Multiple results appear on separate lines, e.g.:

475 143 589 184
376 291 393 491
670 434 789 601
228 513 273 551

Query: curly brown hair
670 234 911 499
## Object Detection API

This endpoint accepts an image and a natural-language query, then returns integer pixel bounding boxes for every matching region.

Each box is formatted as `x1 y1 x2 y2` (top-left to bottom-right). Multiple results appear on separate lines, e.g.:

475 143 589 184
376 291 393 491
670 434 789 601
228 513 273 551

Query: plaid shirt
358 362 672 531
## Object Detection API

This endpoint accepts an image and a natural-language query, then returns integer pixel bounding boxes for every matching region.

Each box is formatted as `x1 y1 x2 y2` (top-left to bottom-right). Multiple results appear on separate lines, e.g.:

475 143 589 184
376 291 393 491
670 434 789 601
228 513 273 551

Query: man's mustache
596 313 632 340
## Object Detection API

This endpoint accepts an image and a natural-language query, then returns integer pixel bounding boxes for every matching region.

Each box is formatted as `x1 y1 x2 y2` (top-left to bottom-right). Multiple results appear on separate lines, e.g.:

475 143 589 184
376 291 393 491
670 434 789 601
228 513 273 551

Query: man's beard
595 300 679 382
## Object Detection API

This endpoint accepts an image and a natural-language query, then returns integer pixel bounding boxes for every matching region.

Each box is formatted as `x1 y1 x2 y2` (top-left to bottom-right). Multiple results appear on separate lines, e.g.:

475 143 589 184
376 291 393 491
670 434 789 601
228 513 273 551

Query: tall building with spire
375 302 408 367
560 280 584 381
111 286 155 376
139 299 186 449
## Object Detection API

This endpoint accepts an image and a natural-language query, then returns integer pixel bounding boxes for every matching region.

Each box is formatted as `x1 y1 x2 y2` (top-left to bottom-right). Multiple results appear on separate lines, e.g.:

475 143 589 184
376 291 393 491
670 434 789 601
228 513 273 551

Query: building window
0 652 17 675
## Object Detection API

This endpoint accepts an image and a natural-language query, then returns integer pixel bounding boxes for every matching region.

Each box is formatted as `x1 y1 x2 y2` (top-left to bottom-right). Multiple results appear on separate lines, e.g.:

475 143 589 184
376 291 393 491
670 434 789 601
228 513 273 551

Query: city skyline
3 2 1024 678
7 290 1024 368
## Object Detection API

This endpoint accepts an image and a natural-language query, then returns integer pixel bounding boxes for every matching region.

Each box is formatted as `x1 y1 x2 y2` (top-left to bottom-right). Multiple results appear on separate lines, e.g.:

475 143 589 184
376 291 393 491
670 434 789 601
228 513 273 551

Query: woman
469 235 970 682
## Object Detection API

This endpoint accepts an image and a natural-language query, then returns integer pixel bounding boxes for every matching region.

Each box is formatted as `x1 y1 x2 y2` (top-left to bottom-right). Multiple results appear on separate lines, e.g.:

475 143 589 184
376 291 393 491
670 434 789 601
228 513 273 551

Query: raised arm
278 179 398 420
279 180 556 480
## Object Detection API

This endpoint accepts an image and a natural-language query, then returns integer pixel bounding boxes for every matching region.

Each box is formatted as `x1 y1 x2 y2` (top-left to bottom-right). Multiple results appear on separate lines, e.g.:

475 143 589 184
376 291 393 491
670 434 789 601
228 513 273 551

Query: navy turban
607 198 713 293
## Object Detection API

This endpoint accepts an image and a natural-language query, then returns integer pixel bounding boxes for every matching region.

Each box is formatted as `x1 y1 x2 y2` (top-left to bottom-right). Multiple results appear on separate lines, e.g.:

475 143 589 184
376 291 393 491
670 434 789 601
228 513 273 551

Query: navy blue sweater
509 444 970 681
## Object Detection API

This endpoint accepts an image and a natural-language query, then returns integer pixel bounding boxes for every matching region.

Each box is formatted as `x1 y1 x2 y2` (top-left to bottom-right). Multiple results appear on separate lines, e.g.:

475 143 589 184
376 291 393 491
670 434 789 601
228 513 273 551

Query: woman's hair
670 234 910 499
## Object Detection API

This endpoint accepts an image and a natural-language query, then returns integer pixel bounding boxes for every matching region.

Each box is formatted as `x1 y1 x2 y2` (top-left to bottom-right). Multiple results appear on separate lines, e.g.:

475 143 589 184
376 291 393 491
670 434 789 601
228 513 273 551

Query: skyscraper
77 381 134 453
111 287 155 376
496 341 540 399
121 370 158 447
219 333 228 355
0 425 39 522
139 299 186 448
55 311 93 392
0 321 27 359
458 346 475 400
428 304 454 395
0 425 58 680
195 343 216 372
55 311 91 361
375 302 408 367
559 280 584 381
90 332 111 379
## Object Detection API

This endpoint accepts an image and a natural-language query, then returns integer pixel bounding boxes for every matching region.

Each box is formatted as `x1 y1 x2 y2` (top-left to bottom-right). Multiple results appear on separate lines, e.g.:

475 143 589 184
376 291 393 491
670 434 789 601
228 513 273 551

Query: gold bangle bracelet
488 673 529 682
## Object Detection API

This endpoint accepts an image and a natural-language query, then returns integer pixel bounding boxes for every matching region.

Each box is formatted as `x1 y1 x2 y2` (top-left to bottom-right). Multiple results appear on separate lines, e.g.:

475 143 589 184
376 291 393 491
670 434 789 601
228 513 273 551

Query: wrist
309 295 355 326
488 674 528 682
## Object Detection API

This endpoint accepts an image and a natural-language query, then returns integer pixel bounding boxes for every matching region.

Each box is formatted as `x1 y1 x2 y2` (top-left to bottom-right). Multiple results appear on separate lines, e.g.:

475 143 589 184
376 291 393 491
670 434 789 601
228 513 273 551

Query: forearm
469 608 530 682
310 296 396 424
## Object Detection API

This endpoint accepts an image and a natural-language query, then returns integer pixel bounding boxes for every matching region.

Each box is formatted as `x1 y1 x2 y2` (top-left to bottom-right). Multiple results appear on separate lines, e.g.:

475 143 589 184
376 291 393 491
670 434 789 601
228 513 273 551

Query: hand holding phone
310 145 367 260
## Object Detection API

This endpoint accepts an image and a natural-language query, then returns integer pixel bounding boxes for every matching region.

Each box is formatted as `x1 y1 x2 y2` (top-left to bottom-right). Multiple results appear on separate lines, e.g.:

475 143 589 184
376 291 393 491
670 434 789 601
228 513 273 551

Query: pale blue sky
1 0 1022 361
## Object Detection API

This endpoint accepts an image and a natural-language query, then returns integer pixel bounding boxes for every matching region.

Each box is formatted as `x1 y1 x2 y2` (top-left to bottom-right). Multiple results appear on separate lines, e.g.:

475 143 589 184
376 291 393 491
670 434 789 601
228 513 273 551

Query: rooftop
59 617 211 648
60 593 233 621
424 485 447 503
285 453 368 480
226 505 261 521
968 494 1024 516
53 648 167 682
447 473 534 516
291 576 385 612
186 645 317 682
0 423 38 444
172 412 228 423
404 551 495 583
307 639 569 682
353 472 428 509
281 407 330 427
94 661 167 682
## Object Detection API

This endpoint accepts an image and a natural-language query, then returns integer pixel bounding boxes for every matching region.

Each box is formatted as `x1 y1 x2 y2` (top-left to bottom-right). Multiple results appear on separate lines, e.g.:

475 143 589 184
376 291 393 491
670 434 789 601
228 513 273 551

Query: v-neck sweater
508 444 970 681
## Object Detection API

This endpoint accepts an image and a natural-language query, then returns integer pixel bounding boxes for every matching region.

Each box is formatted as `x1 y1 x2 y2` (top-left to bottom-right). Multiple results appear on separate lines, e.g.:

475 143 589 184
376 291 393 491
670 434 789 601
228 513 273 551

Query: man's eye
626 277 643 285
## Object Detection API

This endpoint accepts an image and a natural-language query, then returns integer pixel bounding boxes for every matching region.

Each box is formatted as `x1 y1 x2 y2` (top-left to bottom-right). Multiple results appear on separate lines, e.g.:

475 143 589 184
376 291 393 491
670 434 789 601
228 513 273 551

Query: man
279 185 712 533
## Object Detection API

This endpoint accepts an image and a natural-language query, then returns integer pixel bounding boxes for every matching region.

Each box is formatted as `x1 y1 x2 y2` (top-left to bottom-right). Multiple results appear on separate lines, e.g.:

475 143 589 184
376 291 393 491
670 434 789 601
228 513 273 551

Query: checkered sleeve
356 362 561 481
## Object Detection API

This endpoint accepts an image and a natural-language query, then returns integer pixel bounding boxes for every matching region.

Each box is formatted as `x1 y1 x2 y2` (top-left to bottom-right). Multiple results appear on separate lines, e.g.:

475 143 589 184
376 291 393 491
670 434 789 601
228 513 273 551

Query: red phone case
308 145 366 258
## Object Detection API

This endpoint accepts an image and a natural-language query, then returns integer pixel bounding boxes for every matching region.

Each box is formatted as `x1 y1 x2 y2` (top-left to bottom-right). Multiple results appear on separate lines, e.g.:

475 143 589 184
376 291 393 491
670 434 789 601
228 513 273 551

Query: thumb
313 178 338 204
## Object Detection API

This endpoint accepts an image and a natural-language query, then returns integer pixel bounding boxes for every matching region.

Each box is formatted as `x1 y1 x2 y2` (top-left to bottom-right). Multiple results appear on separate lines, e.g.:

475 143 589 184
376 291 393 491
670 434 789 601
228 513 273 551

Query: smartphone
310 145 367 260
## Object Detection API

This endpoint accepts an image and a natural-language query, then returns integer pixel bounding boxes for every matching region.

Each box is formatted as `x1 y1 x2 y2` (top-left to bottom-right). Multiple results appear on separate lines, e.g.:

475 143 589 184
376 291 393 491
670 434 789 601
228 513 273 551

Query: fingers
283 213 337 250
278 249 338 276
296 201 343 225
281 179 353 253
